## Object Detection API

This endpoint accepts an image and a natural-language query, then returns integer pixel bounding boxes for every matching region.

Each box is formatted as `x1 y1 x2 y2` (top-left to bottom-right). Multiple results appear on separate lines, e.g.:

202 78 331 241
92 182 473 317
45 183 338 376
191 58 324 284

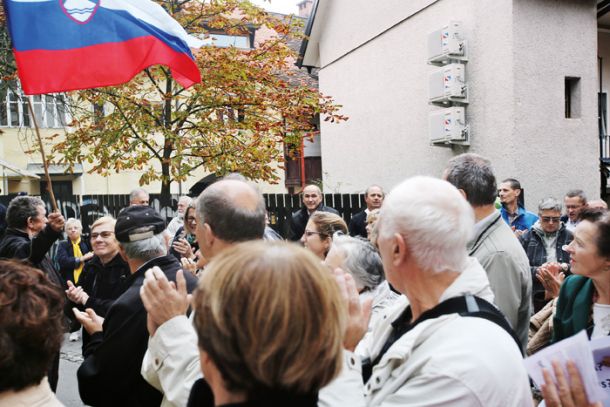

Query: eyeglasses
91 231 115 239
540 216 561 223
186 216 197 223
303 230 322 237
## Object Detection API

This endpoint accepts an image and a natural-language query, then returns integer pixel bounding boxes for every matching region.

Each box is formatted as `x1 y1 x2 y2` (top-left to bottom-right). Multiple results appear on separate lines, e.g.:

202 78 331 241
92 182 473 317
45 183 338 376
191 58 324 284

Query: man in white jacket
319 176 531 406
139 178 266 407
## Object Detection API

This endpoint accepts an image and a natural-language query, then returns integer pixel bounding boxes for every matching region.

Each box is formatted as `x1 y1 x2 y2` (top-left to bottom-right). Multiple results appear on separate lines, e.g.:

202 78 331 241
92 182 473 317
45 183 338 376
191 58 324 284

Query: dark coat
77 254 198 407
56 239 91 283
77 253 131 317
187 378 318 407
0 225 64 288
288 204 339 241
519 224 573 312
349 210 368 238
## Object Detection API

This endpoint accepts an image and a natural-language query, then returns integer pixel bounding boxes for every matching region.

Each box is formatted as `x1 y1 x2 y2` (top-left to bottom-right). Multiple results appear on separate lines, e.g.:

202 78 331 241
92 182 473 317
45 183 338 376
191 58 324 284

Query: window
0 83 69 128
201 34 251 49
565 77 581 119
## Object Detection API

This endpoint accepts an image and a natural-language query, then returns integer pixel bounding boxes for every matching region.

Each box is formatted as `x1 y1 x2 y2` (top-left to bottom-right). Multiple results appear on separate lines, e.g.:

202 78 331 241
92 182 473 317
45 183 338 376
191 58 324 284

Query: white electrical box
429 63 467 103
429 107 468 144
427 21 466 64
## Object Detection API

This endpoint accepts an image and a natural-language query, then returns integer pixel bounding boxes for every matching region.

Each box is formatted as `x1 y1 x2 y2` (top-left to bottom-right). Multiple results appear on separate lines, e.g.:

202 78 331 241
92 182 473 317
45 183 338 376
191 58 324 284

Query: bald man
140 179 266 406
288 184 339 241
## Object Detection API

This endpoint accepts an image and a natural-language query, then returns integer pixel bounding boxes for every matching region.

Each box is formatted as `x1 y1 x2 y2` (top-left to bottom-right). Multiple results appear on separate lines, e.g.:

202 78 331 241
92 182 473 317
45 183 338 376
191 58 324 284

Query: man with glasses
561 189 587 232
519 197 573 312
65 216 130 348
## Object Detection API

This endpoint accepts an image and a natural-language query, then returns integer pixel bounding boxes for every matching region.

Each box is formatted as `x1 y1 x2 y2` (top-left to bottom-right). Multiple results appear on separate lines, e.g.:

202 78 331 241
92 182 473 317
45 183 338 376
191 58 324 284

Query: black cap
115 206 166 243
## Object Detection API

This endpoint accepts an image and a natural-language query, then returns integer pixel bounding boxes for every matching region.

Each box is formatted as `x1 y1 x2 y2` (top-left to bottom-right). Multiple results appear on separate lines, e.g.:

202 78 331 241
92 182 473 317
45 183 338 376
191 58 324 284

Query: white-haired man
166 196 193 236
319 176 531 406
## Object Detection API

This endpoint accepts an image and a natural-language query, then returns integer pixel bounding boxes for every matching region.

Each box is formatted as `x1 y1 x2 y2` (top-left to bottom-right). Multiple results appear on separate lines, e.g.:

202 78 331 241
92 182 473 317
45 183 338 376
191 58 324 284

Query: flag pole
25 97 58 212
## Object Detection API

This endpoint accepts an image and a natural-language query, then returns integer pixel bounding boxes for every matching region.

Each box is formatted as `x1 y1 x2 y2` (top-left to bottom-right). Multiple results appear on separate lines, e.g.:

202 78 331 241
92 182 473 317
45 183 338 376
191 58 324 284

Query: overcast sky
250 0 300 15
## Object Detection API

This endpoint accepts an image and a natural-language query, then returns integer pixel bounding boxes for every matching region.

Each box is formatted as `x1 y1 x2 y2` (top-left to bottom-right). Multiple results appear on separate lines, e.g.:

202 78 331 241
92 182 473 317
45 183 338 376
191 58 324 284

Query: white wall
317 0 599 209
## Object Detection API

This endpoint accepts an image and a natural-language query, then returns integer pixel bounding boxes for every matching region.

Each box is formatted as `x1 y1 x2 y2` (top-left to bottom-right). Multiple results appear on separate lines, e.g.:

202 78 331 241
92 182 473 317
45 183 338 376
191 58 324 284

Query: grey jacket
467 210 532 351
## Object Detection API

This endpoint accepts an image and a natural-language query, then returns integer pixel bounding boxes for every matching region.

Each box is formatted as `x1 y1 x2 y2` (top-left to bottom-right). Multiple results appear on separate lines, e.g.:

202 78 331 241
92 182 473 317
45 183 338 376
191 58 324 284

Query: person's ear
392 233 411 267
118 245 128 261
203 223 215 245
457 189 467 200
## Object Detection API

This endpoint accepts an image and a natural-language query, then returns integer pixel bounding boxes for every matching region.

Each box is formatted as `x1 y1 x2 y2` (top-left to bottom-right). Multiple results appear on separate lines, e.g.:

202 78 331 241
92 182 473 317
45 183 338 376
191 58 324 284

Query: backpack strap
362 295 522 383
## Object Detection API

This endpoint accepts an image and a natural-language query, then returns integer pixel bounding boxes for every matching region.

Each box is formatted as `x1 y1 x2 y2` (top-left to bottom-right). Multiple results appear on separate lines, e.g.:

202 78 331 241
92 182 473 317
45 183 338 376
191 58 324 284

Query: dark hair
579 207 606 223
6 196 45 229
445 153 497 206
197 182 266 242
0 261 65 391
565 189 587 205
502 178 521 190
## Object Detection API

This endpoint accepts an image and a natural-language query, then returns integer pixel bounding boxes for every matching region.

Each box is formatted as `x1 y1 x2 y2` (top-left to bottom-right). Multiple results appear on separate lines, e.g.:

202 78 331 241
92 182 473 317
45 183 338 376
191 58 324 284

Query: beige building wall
312 0 598 209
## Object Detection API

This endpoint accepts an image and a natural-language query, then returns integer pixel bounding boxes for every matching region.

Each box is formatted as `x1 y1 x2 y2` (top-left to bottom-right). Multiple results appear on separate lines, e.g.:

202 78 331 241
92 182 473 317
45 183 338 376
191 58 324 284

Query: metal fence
0 193 366 238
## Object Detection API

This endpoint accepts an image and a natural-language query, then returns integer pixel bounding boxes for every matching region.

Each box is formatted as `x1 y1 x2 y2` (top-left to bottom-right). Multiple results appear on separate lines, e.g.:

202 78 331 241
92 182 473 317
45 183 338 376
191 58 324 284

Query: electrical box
427 21 466 64
428 63 467 104
429 107 468 144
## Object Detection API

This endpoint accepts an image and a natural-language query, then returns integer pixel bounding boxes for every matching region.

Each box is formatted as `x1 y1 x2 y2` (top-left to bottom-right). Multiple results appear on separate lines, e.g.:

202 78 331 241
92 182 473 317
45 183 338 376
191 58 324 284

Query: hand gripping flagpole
25 97 59 212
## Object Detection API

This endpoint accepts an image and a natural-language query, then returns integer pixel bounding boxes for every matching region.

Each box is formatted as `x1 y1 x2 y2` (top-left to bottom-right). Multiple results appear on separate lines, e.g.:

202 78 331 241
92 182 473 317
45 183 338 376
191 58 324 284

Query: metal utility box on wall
428 63 467 104
427 21 467 65
429 107 469 145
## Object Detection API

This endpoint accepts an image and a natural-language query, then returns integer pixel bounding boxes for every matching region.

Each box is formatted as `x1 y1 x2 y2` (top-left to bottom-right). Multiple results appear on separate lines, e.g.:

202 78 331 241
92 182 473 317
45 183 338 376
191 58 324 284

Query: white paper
524 330 607 403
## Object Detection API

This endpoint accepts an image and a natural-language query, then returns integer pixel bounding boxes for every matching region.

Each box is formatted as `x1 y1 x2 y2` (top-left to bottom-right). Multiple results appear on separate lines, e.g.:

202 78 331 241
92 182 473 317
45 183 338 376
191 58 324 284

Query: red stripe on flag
14 36 201 94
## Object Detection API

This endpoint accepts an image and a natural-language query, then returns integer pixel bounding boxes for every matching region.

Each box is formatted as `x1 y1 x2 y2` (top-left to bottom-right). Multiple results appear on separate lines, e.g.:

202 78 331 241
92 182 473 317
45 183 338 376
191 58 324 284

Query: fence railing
0 193 366 239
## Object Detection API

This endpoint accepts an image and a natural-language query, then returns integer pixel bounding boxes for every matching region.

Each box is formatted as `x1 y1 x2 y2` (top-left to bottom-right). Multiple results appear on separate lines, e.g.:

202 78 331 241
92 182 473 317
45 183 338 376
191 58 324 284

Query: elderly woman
0 260 65 405
365 208 380 243
56 217 93 284
326 234 400 316
300 212 348 260
552 207 610 342
170 204 199 261
188 241 345 406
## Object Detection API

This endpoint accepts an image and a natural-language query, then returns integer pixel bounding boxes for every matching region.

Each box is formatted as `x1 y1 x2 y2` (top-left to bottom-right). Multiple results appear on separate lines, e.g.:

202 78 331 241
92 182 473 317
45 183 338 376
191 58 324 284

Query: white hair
65 218 83 231
377 176 474 274
120 233 167 261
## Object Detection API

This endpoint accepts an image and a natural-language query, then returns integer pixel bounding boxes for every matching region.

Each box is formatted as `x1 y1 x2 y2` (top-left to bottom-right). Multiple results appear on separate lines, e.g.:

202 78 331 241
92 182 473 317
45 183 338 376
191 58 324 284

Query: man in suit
349 185 384 238
288 184 338 241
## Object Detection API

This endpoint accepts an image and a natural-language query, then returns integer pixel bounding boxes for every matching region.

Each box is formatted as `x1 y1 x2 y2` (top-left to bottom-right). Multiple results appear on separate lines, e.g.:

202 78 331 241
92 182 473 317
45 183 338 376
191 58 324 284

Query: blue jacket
500 205 538 231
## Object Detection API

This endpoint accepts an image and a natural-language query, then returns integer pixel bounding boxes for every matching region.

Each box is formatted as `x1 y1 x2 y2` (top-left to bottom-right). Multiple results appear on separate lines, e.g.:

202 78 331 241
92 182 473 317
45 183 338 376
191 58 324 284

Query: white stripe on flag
101 0 204 49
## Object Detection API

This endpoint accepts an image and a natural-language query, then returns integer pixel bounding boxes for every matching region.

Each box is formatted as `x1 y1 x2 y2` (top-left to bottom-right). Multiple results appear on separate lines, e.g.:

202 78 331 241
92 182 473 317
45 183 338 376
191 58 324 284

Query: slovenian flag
4 0 204 94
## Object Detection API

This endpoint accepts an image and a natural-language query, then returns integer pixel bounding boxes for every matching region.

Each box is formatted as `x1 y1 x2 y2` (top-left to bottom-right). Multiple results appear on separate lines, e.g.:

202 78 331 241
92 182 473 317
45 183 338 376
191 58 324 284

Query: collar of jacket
468 211 502 254
5 227 29 239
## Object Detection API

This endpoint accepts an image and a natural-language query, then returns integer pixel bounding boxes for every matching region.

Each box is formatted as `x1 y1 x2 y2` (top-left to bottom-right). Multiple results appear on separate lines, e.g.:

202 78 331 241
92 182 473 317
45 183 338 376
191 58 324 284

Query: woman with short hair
188 241 345 406
56 218 93 284
300 212 347 260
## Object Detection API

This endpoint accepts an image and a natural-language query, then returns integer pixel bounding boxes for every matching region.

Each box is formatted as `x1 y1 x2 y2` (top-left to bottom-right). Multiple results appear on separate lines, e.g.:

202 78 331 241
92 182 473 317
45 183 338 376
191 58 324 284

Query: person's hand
541 359 602 407
140 267 191 336
47 212 65 233
65 280 89 305
537 264 565 300
180 257 198 276
82 252 94 262
333 268 372 352
72 307 103 334
514 229 526 238
172 238 193 259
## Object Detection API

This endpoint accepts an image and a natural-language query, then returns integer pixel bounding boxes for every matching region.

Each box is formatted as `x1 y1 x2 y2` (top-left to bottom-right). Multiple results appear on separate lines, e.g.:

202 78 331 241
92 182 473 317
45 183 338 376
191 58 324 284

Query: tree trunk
160 161 172 207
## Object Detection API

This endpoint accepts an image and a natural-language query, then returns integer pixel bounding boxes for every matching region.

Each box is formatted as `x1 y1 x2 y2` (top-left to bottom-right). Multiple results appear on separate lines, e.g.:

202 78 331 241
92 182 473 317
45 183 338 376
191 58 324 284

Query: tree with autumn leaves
39 0 343 203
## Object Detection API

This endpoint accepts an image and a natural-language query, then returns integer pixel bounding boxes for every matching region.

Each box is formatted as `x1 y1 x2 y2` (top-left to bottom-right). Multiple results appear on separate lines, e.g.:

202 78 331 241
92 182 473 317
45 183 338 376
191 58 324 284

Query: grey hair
6 196 45 229
196 181 266 242
565 189 587 204
378 176 473 274
120 232 167 261
444 153 497 206
538 197 562 212
129 188 149 202
331 234 384 289
65 218 83 231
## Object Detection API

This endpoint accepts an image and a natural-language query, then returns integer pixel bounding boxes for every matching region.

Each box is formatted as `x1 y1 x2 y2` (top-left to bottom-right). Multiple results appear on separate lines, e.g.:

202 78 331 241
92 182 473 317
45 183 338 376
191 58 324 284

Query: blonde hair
90 216 116 232
308 212 347 239
193 241 345 396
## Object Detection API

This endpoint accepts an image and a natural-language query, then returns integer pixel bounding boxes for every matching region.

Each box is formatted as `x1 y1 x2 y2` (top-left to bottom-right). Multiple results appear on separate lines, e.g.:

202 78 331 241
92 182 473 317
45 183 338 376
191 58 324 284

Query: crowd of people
1 152 608 406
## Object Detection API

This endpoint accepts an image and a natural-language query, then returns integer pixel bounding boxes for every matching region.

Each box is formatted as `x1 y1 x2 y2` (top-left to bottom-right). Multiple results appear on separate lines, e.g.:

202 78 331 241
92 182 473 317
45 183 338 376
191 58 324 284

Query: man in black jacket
73 206 198 407
349 185 384 238
288 184 338 241
0 195 65 391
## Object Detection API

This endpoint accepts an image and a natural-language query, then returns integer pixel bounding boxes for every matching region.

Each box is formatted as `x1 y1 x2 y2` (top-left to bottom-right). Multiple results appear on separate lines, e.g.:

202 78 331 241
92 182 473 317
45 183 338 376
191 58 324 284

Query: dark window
565 77 581 119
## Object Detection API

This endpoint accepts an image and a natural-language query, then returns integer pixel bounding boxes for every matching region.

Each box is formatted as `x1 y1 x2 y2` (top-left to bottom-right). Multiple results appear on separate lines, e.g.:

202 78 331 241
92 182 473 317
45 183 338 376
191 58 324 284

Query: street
56 333 86 407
